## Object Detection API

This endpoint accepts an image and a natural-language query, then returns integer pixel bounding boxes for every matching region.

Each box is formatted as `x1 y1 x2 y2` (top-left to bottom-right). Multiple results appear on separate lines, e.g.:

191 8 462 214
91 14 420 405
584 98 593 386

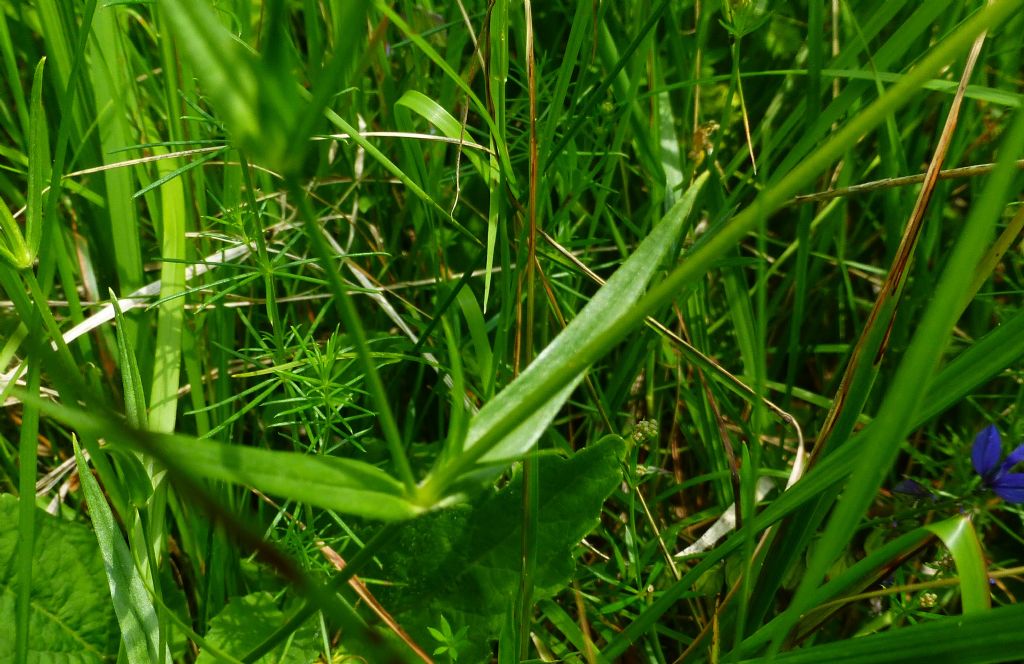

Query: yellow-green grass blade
926 516 990 615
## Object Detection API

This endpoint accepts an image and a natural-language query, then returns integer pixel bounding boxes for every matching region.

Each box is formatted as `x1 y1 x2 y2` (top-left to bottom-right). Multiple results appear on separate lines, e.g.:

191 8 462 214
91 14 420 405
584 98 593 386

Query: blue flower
971 425 1024 504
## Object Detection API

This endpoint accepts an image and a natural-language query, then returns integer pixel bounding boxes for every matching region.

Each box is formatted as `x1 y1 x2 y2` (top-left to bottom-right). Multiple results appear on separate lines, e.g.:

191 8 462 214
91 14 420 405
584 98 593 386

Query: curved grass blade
395 90 487 178
925 516 990 614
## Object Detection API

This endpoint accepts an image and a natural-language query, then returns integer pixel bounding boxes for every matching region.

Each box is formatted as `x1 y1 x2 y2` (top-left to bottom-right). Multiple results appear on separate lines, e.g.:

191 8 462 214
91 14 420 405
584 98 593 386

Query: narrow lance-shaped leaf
150 434 424 521
73 438 169 664
28 397 425 521
429 171 708 493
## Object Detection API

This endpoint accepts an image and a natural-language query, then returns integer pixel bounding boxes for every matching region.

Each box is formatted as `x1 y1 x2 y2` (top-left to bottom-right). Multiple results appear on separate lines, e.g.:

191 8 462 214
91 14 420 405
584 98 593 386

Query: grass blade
926 516 990 615
740 603 1024 664
73 438 168 664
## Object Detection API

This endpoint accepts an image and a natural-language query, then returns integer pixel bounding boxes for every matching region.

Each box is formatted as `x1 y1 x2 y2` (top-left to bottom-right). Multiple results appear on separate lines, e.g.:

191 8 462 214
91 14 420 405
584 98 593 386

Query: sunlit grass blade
140 430 421 521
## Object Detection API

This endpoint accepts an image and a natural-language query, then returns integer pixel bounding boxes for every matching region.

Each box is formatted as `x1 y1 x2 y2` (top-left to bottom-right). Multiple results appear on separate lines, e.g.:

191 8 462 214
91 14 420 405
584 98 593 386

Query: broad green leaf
74 439 169 664
0 494 119 663
197 593 317 664
379 435 626 662
740 603 1024 664
925 516 990 614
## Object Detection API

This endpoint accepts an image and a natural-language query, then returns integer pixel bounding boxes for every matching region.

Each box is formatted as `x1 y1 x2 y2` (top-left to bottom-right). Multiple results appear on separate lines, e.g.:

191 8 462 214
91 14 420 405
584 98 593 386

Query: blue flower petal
972 425 1002 478
998 443 1024 475
993 472 1024 504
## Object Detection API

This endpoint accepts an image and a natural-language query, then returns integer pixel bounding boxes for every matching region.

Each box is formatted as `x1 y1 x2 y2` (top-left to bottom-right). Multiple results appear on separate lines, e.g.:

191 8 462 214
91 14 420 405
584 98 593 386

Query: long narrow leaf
24 395 424 521
110 290 148 429
431 171 708 491
740 603 1024 664
26 57 48 259
73 438 168 664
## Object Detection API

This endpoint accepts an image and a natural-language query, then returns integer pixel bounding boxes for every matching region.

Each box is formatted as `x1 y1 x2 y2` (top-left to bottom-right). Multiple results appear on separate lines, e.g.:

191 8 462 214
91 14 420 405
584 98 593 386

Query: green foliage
0 495 119 663
3 0 1024 661
427 615 471 663
379 435 626 661
196 592 318 664
925 516 990 615
157 0 307 175
741 603 1024 663
0 196 31 269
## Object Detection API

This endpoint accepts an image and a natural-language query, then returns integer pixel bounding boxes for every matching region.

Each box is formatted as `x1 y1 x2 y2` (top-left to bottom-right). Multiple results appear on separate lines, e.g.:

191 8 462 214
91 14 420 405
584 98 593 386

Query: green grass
2 1 1024 662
